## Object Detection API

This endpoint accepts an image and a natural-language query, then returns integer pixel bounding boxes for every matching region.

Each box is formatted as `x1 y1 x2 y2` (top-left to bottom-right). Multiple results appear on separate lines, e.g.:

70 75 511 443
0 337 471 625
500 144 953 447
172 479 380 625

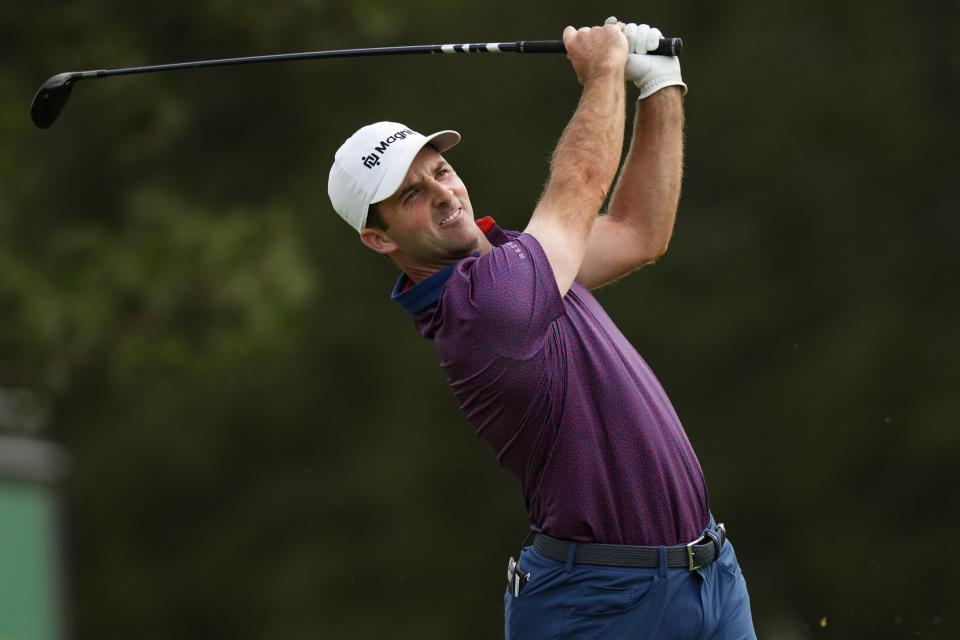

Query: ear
359 228 397 255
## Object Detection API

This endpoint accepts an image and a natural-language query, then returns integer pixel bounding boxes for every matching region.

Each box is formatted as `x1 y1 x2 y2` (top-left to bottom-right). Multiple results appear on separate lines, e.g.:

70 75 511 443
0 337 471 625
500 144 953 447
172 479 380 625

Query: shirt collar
391 216 501 316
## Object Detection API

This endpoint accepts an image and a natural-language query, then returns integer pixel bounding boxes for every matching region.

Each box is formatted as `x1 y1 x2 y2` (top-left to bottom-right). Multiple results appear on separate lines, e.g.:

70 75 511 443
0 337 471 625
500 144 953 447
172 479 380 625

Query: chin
457 227 483 253
438 237 476 261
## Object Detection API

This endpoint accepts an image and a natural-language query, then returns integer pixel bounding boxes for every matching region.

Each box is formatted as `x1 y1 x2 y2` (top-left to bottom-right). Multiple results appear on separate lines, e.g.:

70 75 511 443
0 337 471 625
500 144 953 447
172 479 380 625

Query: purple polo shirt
392 219 709 545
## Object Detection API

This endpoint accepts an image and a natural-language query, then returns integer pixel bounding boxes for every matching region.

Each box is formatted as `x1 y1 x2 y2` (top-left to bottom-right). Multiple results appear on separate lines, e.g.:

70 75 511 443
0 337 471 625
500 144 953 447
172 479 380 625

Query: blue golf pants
504 537 756 639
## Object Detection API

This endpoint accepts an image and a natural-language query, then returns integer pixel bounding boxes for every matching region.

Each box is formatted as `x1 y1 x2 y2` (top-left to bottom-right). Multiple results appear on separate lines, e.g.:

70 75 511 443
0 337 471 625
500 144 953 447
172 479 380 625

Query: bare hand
562 23 628 85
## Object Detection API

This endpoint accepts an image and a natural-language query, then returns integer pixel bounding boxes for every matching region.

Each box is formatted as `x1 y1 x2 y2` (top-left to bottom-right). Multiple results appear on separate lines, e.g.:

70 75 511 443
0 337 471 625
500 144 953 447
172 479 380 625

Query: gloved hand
605 17 687 99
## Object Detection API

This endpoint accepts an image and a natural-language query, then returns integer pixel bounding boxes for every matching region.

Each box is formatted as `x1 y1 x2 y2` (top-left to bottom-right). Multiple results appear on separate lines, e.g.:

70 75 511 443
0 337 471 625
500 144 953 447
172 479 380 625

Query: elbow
617 217 672 266
634 238 669 269
649 236 671 262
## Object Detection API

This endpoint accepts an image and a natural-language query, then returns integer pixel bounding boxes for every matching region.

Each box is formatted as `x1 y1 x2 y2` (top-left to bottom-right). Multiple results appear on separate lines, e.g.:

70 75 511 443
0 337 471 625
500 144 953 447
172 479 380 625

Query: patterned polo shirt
392 218 709 545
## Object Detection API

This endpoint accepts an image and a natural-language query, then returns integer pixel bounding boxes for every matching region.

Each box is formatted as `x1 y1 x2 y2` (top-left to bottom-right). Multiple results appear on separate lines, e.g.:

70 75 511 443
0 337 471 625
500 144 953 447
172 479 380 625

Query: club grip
520 37 682 56
652 37 683 57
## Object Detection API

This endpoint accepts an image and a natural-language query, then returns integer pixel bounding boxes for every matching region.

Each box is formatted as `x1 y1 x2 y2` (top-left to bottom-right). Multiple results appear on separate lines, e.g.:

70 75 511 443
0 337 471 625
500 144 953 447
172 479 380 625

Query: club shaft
82 38 680 79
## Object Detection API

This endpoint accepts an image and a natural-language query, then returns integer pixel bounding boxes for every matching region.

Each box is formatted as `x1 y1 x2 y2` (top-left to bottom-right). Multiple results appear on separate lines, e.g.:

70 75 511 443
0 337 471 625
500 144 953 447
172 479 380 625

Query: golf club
31 37 682 129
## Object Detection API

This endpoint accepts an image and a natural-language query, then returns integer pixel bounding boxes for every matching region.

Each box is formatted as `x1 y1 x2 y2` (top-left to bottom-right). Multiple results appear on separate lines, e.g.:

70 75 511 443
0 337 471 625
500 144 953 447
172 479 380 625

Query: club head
31 73 81 129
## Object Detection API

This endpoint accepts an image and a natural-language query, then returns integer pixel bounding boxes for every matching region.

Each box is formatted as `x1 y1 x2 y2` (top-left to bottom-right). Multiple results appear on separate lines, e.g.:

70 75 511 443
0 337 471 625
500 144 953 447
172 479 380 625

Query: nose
426 177 457 208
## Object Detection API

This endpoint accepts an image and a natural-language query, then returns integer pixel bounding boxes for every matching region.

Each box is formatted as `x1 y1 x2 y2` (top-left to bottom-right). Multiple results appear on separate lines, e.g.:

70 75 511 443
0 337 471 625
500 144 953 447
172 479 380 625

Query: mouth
438 207 463 227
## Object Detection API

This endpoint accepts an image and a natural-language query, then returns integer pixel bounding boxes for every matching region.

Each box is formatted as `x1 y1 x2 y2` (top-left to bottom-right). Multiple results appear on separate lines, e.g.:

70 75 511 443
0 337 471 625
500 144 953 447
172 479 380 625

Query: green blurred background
1 0 958 638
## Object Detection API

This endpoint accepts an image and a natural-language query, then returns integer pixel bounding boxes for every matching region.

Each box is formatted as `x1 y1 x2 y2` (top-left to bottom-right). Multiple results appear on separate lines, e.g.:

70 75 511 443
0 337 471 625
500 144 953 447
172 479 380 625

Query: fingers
622 23 663 54
563 22 626 43
604 16 625 31
567 20 625 34
647 27 663 52
563 24 611 50
635 24 651 53
624 22 638 52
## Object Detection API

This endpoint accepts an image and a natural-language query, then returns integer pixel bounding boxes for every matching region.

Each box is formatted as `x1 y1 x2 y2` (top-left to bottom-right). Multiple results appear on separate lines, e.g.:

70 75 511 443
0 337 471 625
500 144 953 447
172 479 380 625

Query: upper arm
444 234 565 360
523 208 593 298
575 215 668 289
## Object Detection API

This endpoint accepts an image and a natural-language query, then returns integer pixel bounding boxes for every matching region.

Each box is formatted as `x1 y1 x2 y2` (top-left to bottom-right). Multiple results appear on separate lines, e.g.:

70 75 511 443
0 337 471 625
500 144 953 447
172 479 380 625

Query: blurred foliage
2 0 959 638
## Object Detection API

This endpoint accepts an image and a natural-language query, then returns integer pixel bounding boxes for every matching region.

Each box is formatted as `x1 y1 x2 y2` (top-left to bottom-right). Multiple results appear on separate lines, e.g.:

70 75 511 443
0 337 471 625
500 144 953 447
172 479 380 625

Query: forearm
524 73 626 296
606 87 684 258
538 73 626 230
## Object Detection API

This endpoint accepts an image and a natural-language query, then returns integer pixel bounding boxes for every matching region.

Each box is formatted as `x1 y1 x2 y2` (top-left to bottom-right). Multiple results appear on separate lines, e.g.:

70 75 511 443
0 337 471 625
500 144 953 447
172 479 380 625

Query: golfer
328 19 755 639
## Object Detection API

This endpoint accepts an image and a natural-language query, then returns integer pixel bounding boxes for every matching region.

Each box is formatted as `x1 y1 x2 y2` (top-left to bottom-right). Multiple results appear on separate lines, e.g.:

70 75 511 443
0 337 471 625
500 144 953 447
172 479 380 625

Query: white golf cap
328 121 461 232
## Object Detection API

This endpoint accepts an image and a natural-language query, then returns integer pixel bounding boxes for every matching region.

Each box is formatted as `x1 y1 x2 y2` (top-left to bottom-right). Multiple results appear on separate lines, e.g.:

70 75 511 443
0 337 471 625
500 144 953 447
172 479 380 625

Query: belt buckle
686 534 707 571
688 523 726 571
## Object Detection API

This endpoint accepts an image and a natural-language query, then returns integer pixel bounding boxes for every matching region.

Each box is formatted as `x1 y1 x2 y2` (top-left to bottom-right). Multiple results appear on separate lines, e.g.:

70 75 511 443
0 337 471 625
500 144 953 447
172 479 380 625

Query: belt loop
705 523 724 551
657 546 668 578
564 541 577 573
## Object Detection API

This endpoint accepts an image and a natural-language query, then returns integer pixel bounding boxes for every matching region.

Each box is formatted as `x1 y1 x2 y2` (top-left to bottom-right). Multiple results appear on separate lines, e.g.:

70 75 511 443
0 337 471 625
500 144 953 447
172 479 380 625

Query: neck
397 234 494 283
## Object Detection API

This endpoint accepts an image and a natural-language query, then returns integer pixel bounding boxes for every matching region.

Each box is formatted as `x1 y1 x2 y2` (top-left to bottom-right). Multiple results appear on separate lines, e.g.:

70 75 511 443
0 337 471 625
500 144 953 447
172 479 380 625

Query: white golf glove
606 17 687 99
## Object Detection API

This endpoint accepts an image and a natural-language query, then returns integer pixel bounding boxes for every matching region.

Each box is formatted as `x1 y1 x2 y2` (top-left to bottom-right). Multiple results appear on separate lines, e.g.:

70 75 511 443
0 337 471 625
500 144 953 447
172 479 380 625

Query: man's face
362 145 482 272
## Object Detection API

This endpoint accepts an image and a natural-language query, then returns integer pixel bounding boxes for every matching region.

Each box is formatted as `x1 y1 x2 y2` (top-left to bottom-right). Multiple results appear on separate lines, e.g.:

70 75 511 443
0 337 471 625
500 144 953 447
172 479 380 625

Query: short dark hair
365 203 389 231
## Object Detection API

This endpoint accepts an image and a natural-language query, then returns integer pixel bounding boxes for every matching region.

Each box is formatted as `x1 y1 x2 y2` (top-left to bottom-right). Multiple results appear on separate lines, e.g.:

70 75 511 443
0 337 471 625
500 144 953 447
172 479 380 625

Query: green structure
0 436 66 640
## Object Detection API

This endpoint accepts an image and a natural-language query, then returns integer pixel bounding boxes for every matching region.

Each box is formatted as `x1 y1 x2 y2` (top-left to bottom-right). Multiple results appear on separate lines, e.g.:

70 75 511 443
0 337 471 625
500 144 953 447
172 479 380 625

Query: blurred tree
1 0 958 638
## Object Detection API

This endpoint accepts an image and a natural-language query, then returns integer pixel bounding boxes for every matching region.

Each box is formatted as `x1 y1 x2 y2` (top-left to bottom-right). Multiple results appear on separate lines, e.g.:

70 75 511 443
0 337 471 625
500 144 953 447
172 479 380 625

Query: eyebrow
397 159 449 201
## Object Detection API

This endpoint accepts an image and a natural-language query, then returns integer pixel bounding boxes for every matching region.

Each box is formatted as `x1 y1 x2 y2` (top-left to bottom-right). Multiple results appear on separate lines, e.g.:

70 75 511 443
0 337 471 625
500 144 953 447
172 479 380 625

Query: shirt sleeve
440 233 565 360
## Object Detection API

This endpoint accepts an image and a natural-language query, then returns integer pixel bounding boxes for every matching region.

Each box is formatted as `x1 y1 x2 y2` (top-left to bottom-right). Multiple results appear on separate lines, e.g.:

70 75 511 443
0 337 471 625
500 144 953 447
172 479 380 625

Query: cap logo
361 128 416 169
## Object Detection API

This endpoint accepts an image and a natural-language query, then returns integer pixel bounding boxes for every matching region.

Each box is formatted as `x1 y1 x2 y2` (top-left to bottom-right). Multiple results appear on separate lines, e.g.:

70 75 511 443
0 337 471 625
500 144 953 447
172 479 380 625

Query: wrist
636 76 687 101
636 85 683 102
583 63 626 85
